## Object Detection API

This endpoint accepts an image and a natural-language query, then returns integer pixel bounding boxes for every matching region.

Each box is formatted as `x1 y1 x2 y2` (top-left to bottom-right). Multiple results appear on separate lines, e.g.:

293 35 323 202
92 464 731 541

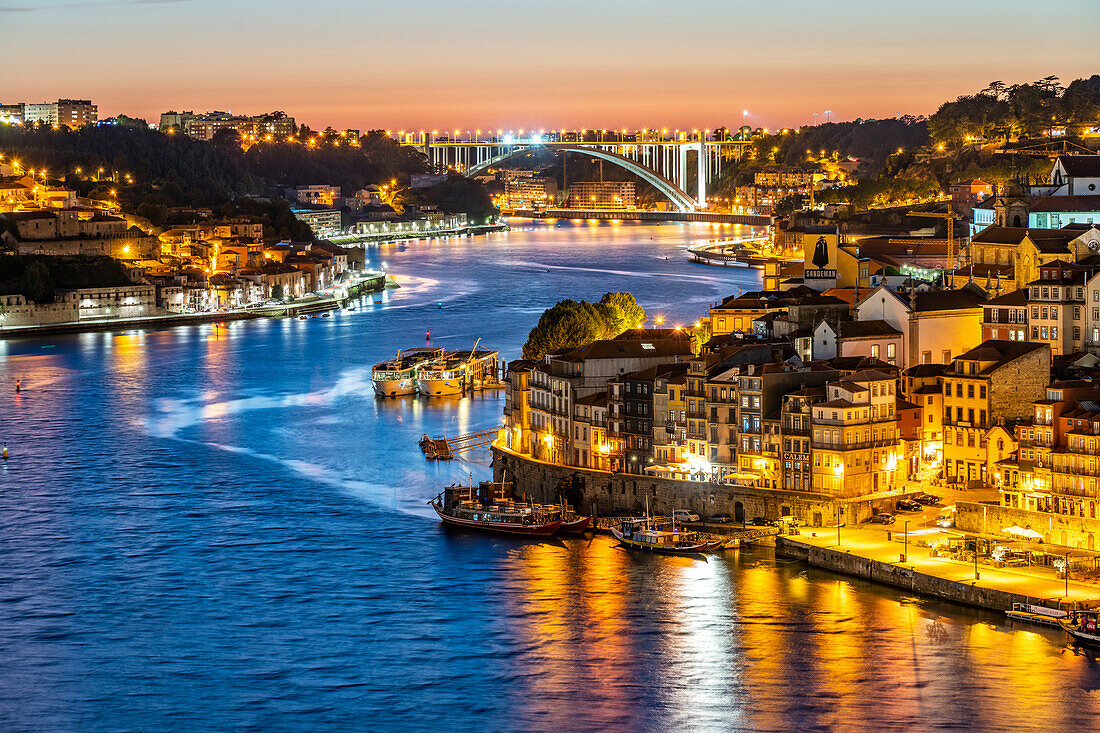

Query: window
967 383 974 399
1053 327 1058 340
1075 306 1082 320
1033 327 1040 340
1032 307 1040 320
887 343 896 359
979 385 986 399
871 344 880 359
942 350 951 364
1052 306 1059 319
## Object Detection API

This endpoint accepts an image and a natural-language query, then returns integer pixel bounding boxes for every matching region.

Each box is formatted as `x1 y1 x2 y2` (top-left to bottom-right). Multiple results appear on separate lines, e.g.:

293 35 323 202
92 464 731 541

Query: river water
1 220 1098 732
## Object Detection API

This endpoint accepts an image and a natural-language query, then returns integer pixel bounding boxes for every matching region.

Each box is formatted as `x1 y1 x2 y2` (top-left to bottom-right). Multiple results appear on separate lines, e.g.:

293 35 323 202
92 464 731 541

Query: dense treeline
0 124 498 235
747 118 930 175
522 292 646 360
928 75 1100 144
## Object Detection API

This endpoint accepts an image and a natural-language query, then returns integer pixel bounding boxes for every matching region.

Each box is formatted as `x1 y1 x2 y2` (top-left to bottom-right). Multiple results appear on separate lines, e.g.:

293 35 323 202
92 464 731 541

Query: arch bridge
408 136 752 212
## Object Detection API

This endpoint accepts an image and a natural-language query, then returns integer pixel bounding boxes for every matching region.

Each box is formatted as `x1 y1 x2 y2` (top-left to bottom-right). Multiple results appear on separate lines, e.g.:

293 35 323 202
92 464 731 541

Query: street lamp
902 520 909 562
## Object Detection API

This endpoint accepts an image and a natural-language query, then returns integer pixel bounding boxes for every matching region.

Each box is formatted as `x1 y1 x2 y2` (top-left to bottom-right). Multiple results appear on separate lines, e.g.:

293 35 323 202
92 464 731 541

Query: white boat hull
418 378 463 397
373 378 417 397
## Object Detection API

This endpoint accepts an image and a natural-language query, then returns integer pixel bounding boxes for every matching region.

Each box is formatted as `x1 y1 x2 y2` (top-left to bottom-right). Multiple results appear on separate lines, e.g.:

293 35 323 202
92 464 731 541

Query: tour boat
611 517 709 555
416 342 499 397
429 481 562 536
371 347 443 397
1059 610 1100 647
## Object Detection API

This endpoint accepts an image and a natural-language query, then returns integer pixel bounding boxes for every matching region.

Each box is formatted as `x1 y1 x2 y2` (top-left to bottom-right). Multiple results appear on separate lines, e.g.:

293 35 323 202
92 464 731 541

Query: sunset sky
2 0 1096 132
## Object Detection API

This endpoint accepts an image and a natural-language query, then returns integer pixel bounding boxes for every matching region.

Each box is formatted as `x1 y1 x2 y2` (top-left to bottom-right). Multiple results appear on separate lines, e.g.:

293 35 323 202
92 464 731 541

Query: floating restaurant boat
429 481 563 536
1059 610 1100 647
371 347 443 397
416 341 500 397
611 517 709 555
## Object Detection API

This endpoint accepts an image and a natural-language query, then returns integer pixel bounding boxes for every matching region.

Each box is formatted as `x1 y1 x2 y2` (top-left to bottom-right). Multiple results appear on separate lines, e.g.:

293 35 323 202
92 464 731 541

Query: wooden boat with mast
429 480 563 536
610 498 708 554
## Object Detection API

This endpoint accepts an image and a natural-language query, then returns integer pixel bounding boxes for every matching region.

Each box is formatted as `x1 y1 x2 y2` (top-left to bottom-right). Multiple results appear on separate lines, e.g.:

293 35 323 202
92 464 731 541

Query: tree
595 292 645 336
521 293 646 360
271 284 284 301
21 261 55 304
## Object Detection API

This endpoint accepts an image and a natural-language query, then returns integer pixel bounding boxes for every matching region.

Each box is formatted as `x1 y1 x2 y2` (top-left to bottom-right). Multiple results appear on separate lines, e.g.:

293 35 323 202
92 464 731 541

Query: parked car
706 513 732 524
895 499 923 512
778 515 804 526
913 493 941 506
673 509 701 523
748 516 779 526
868 512 896 524
935 514 955 528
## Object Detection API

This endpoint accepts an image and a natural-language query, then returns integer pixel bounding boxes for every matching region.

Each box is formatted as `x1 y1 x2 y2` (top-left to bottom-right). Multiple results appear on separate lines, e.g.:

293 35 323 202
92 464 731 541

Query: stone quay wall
776 537 1034 612
492 445 840 525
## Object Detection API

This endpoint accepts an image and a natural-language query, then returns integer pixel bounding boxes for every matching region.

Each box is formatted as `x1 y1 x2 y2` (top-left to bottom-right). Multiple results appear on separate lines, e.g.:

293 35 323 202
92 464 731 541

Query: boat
416 339 499 397
611 516 709 555
559 513 592 534
1006 602 1068 627
429 481 562 536
552 500 591 533
1059 610 1100 647
371 347 443 397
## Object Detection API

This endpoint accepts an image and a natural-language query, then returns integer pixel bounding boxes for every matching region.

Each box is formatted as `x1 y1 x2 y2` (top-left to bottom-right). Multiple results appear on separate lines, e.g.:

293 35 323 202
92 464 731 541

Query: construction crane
908 209 964 273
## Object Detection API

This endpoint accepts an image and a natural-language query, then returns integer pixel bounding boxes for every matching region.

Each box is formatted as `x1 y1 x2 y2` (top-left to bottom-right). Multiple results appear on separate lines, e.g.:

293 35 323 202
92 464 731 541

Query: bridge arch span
466 145 697 213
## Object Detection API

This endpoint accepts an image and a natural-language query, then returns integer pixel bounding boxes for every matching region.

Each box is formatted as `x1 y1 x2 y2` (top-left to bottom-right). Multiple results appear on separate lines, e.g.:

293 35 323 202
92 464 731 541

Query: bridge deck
511 209 772 226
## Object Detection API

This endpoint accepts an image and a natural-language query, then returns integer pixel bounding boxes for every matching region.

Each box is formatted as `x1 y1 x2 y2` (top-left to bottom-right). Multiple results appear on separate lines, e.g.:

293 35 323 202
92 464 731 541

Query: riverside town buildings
0 158 363 327
500 201 1100 550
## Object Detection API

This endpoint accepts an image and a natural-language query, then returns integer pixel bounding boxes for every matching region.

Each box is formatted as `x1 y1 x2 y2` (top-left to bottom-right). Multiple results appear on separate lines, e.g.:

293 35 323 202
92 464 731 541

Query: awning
1002 526 1045 540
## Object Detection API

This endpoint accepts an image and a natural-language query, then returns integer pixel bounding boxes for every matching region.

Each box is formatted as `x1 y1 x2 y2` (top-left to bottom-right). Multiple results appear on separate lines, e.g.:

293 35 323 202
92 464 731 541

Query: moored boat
429 481 562 536
372 347 443 397
416 341 499 397
559 514 592 533
1059 610 1100 647
611 517 709 555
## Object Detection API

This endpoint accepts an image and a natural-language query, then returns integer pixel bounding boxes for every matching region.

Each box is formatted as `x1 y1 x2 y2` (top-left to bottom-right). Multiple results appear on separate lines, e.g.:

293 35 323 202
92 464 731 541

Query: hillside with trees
928 75 1100 144
0 124 498 236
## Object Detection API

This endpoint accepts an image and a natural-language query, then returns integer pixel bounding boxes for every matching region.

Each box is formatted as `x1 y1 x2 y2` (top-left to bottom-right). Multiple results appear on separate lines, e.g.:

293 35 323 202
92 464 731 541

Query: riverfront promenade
781 526 1100 609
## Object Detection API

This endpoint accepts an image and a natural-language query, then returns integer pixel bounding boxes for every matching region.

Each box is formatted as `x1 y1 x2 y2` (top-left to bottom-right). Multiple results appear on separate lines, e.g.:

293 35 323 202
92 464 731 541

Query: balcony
812 439 898 451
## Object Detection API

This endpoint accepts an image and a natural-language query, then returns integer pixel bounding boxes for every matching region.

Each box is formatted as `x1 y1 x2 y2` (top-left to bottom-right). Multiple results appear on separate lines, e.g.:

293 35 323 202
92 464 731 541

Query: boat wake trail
138 366 431 514
144 366 373 440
